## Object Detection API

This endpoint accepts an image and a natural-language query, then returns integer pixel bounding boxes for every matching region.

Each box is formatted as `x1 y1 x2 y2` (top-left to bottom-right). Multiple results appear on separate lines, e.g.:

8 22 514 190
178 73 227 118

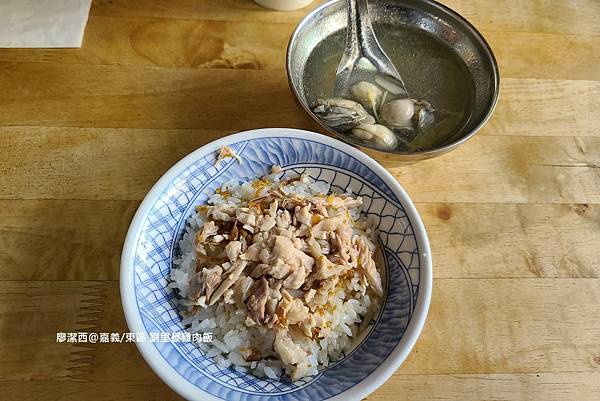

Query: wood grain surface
0 1 598 400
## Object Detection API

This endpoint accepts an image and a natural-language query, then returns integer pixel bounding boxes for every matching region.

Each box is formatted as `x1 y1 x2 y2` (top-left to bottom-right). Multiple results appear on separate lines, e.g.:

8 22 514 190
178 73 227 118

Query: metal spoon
334 0 408 98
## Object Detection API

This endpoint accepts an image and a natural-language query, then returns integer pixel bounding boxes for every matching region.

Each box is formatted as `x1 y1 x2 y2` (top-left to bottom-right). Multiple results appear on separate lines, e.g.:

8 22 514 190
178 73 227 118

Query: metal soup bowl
287 0 499 163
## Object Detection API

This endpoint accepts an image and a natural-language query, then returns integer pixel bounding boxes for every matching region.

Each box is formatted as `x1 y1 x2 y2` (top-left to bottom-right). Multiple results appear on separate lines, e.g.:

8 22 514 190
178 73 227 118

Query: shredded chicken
282 268 308 289
295 204 312 226
215 145 241 165
233 275 254 305
276 210 291 228
270 236 314 270
286 298 309 324
237 212 256 226
312 255 348 280
196 221 218 243
259 216 276 231
247 276 269 324
211 211 232 222
188 265 223 301
355 236 383 296
183 166 384 379
241 347 262 362
208 259 247 305
240 243 261 261
225 240 242 262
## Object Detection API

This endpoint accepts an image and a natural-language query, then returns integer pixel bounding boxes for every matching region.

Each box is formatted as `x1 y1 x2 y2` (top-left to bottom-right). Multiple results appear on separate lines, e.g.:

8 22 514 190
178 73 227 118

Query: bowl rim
286 0 500 157
120 128 432 401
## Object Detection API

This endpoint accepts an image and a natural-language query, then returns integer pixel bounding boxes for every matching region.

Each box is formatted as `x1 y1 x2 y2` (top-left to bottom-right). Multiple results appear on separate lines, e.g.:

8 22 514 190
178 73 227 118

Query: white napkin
0 0 92 48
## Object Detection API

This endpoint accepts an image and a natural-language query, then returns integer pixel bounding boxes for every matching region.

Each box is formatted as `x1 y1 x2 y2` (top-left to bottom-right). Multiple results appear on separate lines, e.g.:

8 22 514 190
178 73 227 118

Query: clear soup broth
303 23 477 152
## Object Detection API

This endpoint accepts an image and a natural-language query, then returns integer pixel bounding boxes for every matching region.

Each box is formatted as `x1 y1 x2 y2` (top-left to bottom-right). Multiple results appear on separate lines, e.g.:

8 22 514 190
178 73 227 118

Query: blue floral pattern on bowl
124 131 429 401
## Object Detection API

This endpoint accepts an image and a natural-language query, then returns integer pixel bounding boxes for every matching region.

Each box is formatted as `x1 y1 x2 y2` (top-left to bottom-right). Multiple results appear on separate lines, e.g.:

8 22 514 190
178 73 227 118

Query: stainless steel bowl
287 0 499 163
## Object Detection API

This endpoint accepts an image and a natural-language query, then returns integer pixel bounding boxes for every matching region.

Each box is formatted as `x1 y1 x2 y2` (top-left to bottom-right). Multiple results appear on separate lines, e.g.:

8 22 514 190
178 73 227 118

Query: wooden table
1 1 599 400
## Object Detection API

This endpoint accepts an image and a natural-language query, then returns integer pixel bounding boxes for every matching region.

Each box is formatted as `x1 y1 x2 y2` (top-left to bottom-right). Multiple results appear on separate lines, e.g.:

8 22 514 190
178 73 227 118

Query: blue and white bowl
121 128 432 401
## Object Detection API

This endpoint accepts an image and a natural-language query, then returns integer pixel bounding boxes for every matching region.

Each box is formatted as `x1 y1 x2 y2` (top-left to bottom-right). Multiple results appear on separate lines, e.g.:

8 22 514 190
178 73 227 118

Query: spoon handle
337 0 406 89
